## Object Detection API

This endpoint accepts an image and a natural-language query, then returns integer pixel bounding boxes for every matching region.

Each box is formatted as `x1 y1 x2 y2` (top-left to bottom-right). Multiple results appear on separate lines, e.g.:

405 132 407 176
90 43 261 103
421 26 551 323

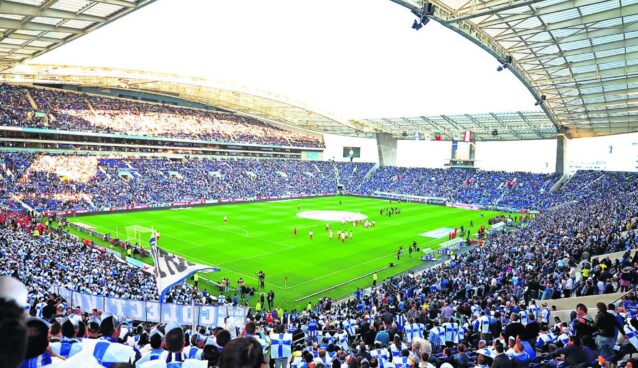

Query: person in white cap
135 329 166 368
50 317 83 358
140 321 206 368
86 313 139 366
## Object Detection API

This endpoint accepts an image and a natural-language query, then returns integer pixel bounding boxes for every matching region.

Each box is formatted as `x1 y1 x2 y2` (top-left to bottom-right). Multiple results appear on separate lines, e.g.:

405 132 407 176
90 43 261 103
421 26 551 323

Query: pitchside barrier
370 191 447 205
55 286 248 326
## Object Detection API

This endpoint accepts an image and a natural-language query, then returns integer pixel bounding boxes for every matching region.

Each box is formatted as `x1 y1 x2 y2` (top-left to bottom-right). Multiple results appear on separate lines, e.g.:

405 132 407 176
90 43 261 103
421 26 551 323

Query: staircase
10 195 35 213
549 172 573 193
333 164 341 189
363 163 380 181
98 165 110 179
1 162 12 179
85 98 97 115
81 194 97 209
352 163 379 193
25 90 38 110
493 188 508 206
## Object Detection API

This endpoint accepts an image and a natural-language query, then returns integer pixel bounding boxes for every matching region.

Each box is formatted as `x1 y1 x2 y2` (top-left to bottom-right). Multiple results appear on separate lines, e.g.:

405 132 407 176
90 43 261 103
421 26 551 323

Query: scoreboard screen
342 147 361 158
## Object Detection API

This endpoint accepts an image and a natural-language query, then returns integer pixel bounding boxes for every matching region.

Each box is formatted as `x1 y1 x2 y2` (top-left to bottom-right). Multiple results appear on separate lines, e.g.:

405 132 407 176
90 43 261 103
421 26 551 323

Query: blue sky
33 0 540 119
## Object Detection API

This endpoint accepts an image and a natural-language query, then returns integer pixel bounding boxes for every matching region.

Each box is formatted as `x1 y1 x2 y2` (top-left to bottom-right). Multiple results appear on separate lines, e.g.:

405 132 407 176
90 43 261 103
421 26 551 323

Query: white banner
58 288 247 326
150 244 220 302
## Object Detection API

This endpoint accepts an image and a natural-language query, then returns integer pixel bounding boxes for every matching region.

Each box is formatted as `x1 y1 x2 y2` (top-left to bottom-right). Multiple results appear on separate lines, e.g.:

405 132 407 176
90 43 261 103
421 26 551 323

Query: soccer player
309 230 313 240
349 231 353 240
293 228 297 236
223 216 228 223
329 229 333 240
325 223 329 231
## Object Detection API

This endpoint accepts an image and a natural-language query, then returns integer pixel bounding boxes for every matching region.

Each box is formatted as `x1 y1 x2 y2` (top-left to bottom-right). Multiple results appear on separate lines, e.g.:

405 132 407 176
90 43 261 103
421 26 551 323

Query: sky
32 0 540 120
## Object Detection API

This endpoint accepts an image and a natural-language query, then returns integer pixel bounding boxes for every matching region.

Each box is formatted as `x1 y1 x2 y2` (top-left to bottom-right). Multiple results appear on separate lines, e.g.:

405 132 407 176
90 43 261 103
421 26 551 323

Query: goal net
124 225 154 245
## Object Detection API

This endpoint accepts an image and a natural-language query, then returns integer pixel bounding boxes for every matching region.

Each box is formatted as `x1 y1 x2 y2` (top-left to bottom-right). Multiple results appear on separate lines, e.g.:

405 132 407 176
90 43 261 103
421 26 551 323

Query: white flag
150 243 219 302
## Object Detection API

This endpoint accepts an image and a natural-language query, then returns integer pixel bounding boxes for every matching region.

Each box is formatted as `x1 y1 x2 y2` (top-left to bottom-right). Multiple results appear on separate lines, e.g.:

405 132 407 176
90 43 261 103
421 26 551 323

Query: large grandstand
1 1 638 368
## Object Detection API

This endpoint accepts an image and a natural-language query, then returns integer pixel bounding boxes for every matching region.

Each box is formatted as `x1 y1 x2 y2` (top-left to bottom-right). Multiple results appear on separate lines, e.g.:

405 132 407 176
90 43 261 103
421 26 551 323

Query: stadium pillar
555 130 568 174
376 133 397 166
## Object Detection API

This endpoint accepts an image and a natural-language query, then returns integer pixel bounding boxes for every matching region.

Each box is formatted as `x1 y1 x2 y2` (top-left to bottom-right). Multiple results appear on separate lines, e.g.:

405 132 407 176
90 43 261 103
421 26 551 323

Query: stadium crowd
357 167 562 210
4 152 637 213
0 153 374 212
0 84 323 148
0 150 637 367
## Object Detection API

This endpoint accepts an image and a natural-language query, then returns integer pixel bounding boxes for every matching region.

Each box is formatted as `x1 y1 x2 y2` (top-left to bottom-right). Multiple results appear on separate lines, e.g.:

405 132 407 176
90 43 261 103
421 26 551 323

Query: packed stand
1 159 638 367
356 167 561 210
0 213 207 304
2 151 635 212
0 153 375 212
0 84 324 148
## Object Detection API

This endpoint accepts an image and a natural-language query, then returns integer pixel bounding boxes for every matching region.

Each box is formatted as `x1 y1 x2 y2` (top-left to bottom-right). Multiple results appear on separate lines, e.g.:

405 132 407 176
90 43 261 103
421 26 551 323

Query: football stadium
1 0 638 367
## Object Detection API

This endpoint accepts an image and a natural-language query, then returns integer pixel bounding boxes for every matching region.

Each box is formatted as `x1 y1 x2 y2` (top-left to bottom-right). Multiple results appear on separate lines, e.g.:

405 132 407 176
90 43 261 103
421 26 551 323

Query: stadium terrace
1 0 638 367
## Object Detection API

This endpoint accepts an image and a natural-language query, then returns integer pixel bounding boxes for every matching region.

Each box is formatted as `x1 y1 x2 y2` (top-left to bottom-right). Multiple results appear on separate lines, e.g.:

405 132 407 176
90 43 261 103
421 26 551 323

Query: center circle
296 210 368 222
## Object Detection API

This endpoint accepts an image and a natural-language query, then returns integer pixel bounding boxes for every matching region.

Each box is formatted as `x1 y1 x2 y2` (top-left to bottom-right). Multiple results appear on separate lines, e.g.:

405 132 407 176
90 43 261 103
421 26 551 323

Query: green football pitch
69 196 504 309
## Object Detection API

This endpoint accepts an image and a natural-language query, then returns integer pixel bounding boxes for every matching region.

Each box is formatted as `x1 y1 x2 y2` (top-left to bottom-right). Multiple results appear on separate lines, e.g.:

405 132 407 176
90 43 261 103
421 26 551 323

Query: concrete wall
376 133 397 166
568 132 638 172
396 140 452 168
474 139 557 173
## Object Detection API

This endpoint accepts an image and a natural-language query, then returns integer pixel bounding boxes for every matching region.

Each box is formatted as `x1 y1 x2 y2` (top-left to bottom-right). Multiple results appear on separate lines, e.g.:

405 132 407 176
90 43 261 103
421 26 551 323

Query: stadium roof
1 64 558 140
389 0 638 139
0 63 364 136
0 64 559 140
0 0 155 70
360 111 556 140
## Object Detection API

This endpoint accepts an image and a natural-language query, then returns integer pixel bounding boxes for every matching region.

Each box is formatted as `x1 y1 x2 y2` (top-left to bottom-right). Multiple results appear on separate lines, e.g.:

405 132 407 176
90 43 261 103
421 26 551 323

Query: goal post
124 225 154 245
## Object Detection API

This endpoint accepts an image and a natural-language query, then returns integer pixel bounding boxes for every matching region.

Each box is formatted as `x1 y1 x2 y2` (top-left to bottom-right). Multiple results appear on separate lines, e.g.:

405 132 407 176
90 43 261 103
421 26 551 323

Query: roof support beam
463 113 490 133
516 111 544 138
477 0 608 28
554 98 638 112
445 0 544 24
559 21 638 44
91 0 136 8
519 36 638 64
489 112 523 139
493 3 638 42
418 116 451 139
0 19 84 34
0 43 46 51
0 1 104 22
533 68 638 86
3 33 64 44
441 115 465 131
536 50 638 73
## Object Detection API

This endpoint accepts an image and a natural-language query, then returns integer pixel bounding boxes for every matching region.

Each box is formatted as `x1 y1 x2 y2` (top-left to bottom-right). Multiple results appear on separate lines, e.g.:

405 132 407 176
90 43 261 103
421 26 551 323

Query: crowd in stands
0 213 206 305
0 153 375 212
0 84 324 148
3 152 638 213
357 167 562 210
0 150 637 367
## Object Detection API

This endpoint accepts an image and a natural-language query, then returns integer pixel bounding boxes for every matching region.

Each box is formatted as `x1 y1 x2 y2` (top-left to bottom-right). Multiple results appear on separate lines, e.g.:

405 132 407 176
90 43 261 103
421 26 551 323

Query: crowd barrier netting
56 287 249 327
